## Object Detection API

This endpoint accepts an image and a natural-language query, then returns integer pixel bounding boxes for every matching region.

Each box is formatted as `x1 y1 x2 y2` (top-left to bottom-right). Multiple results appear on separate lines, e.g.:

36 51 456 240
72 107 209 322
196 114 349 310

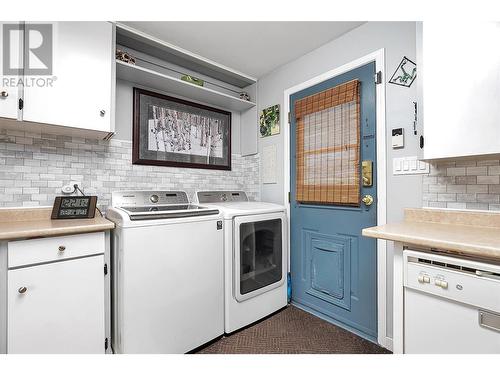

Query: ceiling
121 22 365 79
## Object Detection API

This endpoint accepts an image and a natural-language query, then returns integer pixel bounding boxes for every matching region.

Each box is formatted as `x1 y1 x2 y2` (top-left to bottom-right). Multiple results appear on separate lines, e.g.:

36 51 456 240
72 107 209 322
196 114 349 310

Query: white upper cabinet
22 22 115 134
419 22 500 160
0 22 22 120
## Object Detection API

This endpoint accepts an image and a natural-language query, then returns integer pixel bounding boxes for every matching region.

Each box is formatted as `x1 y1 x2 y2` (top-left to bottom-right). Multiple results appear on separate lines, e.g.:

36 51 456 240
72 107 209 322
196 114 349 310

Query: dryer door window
239 218 283 295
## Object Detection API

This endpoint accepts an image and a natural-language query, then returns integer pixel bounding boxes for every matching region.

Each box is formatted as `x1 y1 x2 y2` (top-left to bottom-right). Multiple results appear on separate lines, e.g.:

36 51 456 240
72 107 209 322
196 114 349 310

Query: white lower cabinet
7 255 105 354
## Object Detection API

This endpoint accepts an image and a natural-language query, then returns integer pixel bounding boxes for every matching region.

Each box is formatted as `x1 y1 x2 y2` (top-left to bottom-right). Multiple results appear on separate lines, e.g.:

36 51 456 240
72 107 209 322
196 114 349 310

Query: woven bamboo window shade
295 79 361 206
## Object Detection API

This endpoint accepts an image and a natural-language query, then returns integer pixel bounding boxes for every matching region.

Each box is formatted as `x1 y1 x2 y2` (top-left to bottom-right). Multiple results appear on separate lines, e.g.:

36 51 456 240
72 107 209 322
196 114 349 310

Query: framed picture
133 88 231 170
260 104 280 137
388 56 417 87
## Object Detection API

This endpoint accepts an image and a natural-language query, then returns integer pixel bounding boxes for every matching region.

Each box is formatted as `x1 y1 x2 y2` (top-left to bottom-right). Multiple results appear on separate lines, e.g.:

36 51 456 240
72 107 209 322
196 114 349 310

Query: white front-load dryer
194 191 288 333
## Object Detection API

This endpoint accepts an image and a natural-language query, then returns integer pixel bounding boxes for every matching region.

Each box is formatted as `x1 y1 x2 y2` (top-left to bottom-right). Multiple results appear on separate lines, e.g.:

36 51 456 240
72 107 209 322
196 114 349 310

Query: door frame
282 49 390 350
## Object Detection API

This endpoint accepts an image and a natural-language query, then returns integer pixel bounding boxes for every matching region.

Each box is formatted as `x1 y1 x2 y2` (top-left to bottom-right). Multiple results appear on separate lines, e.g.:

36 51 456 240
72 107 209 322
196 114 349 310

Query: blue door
290 62 378 342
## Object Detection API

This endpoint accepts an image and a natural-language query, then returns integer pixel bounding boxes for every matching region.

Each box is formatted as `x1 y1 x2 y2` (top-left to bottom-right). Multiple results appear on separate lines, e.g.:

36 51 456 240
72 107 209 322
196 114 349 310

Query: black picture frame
132 88 232 170
388 56 417 88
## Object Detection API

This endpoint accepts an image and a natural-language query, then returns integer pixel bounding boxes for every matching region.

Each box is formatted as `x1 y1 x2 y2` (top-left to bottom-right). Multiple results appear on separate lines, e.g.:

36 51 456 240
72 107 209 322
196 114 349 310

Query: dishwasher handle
479 310 500 333
476 270 500 281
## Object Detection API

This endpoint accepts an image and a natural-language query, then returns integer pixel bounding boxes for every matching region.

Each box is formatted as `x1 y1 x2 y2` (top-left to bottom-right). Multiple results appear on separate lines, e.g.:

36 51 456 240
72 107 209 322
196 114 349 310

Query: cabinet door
22 22 114 132
0 21 22 120
421 22 500 159
7 255 105 353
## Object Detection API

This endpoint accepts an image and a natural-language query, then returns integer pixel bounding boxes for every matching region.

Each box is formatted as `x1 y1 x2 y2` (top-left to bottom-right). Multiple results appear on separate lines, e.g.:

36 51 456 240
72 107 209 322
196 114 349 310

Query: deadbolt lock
362 160 373 187
362 194 374 206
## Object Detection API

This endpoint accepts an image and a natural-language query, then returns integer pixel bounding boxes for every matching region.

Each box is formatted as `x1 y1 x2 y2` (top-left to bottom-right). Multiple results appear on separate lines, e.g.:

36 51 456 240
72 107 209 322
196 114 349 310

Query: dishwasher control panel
414 269 449 289
404 249 500 313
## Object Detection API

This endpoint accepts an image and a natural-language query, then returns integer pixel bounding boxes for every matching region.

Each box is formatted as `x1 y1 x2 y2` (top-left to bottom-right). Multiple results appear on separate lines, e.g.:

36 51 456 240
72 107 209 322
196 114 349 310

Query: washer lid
118 204 219 220
202 201 285 218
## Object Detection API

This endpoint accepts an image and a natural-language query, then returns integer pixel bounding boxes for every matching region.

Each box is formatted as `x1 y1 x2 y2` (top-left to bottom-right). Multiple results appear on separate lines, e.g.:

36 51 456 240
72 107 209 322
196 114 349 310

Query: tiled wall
0 129 260 210
423 159 500 211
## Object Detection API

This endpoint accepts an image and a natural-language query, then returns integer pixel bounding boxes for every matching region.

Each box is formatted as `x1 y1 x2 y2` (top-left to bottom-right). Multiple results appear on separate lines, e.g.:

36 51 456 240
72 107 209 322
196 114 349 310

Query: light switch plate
393 156 429 175
392 128 404 149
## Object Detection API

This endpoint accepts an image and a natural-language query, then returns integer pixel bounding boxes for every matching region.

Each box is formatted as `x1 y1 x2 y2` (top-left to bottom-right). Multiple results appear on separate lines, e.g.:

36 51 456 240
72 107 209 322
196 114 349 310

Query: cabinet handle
58 245 66 252
18 287 27 294
100 109 106 117
0 91 8 98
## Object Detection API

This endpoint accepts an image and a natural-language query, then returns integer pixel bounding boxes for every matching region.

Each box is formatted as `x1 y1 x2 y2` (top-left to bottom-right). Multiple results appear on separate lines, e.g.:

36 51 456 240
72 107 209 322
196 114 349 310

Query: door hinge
104 263 108 275
18 98 23 110
288 111 291 124
374 71 382 84
105 338 108 351
288 192 291 203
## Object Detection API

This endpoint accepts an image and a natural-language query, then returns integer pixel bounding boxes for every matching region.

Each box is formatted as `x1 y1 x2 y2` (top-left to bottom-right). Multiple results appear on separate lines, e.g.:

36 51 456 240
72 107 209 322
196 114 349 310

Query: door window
294 79 361 206
239 219 282 295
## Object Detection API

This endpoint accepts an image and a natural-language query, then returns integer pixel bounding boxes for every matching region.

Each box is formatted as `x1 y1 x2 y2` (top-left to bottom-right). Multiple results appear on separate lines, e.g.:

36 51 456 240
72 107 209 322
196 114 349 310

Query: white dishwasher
404 249 500 353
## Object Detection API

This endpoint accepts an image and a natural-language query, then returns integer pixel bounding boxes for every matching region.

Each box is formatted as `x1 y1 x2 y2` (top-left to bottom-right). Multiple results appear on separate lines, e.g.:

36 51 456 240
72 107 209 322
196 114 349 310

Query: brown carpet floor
195 305 391 354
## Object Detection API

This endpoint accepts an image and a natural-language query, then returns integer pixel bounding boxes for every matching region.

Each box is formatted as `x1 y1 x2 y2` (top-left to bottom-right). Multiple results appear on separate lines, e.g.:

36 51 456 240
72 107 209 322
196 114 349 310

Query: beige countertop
0 207 114 241
362 208 500 260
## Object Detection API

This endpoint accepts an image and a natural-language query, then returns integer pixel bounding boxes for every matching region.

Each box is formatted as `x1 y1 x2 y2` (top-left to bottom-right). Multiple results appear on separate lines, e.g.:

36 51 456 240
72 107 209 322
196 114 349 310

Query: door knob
100 109 106 117
0 91 8 98
361 194 374 206
18 287 27 294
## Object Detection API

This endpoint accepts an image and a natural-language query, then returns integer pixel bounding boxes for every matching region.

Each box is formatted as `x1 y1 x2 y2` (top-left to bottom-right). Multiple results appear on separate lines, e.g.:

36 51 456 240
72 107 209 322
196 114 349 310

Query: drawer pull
18 287 27 294
58 245 66 252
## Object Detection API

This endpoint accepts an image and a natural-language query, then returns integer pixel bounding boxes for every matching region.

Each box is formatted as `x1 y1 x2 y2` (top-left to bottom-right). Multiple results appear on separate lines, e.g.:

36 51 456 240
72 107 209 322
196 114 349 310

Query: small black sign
217 221 223 230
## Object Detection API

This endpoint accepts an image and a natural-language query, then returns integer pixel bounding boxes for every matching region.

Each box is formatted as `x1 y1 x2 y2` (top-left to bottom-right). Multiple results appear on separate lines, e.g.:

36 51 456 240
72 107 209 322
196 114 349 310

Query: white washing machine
194 191 288 333
106 190 224 353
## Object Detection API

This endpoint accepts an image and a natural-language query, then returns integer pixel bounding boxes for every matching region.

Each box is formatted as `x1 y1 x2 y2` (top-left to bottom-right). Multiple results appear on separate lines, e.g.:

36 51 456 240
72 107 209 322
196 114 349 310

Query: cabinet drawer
8 232 105 268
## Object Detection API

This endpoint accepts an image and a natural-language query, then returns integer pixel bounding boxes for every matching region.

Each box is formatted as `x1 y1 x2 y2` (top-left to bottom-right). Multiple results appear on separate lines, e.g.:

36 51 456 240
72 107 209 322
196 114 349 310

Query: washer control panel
111 190 189 207
196 191 249 203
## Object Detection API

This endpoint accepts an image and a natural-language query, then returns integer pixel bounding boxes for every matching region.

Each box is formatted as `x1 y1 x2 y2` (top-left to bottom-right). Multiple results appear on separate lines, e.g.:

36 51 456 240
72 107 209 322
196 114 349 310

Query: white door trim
282 48 390 350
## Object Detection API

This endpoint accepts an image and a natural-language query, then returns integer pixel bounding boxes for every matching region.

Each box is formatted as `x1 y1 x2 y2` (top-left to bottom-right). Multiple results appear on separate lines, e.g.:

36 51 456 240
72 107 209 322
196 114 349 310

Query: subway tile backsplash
423 159 500 211
0 129 260 210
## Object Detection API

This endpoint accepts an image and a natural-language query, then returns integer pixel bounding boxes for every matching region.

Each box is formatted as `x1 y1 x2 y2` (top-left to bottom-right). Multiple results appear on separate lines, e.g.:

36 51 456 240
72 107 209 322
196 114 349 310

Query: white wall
257 21 422 341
